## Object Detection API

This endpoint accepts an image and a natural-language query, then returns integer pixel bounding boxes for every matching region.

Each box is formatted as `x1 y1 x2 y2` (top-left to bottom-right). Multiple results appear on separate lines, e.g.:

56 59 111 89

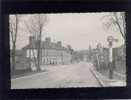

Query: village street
11 62 101 89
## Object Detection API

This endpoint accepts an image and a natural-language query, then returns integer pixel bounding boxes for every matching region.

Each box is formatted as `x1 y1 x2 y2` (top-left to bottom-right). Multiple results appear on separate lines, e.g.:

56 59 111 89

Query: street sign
107 36 114 42
107 36 118 43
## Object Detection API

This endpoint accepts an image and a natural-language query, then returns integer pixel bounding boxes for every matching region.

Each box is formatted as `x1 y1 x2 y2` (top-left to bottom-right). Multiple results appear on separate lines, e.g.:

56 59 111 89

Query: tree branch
113 13 125 40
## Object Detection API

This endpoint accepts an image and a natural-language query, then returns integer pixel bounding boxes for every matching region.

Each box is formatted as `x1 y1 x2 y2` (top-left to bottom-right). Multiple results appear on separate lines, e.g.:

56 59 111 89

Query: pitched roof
22 40 69 51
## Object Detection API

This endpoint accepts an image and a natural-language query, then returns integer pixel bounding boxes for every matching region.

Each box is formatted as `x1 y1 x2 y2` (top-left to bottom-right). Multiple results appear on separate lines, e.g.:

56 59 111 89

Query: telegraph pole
107 36 118 79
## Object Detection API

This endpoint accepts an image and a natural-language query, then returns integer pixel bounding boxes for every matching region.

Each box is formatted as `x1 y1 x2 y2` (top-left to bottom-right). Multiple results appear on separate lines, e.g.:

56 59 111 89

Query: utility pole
107 36 118 79
94 49 99 71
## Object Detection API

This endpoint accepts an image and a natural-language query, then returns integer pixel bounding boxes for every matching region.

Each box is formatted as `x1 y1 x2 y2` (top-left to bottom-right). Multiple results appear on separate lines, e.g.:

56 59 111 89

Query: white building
23 36 72 71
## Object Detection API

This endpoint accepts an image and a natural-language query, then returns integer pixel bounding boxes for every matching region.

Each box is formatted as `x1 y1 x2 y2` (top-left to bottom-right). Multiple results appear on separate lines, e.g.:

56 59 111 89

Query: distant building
72 50 92 62
23 36 72 71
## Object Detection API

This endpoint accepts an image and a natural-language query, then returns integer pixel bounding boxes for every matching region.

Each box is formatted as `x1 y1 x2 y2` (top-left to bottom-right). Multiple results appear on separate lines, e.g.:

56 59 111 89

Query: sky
10 12 125 50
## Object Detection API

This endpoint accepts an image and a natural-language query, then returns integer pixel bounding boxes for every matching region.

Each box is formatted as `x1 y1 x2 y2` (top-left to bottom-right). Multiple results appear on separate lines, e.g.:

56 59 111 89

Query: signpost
107 36 118 79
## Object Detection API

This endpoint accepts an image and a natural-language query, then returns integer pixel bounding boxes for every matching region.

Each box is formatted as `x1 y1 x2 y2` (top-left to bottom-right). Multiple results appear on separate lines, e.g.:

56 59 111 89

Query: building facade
10 49 30 72
23 36 72 71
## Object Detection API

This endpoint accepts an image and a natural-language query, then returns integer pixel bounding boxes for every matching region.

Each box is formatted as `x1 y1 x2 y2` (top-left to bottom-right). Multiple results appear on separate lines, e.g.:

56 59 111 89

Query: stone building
10 49 30 72
23 36 72 71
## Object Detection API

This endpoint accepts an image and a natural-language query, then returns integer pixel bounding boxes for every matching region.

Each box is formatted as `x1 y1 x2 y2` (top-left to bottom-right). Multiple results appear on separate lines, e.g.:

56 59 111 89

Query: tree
102 12 126 78
67 45 74 63
25 14 48 71
102 12 126 41
88 45 92 61
67 45 74 54
10 15 20 73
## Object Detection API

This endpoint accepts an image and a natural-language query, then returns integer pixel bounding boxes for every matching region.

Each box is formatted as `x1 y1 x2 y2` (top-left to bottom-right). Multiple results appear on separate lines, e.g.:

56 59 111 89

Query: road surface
11 62 101 89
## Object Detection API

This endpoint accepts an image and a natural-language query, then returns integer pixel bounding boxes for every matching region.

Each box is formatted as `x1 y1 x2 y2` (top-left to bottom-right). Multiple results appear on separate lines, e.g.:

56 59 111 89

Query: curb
114 71 126 78
90 68 105 87
90 68 126 87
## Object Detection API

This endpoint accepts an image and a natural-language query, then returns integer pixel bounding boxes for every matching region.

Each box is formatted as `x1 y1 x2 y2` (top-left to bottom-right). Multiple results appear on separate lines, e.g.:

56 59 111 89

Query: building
10 49 30 72
23 36 72 71
73 50 90 62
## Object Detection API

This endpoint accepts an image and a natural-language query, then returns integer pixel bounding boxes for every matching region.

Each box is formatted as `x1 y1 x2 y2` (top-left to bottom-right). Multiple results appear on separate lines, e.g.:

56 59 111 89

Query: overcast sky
10 12 125 50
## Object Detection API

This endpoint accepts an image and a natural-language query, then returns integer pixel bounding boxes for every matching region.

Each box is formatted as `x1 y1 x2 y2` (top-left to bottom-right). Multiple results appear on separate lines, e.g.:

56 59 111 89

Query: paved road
11 62 100 89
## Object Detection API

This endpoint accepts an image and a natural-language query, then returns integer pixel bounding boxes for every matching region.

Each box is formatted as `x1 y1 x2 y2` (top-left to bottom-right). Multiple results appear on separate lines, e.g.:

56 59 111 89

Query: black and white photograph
10 12 126 89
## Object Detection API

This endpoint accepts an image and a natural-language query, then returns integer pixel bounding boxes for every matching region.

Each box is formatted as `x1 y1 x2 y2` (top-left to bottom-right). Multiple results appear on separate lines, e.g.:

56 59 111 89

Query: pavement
90 67 126 87
11 62 101 89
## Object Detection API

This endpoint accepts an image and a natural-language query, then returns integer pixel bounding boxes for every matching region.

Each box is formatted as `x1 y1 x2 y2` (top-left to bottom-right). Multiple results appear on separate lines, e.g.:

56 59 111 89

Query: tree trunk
37 40 41 71
32 49 38 70
12 43 16 74
37 25 42 71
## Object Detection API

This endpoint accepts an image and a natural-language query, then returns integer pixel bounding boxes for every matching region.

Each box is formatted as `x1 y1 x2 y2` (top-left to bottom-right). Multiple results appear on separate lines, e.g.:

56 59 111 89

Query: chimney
29 36 35 44
57 41 62 47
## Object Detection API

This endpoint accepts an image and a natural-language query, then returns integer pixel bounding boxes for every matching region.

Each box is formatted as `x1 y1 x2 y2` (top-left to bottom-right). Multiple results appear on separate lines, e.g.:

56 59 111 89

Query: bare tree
67 45 74 63
67 45 74 54
10 15 20 73
102 12 126 41
25 14 48 71
102 12 126 78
